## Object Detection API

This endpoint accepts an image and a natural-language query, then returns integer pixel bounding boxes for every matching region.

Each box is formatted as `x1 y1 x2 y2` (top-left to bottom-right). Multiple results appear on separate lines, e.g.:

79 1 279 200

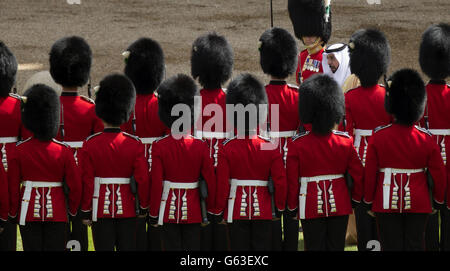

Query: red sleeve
79 144 95 212
286 141 300 211
149 142 163 218
200 143 217 214
348 142 364 202
64 148 82 216
427 140 446 204
271 150 287 212
0 163 8 221
363 137 378 204
344 94 354 138
134 142 150 209
7 146 20 218
215 146 230 215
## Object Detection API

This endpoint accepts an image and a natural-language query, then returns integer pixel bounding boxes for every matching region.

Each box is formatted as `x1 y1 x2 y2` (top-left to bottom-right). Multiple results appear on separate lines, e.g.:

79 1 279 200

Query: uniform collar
61 91 78 96
269 80 287 85
103 128 121 133
429 79 447 85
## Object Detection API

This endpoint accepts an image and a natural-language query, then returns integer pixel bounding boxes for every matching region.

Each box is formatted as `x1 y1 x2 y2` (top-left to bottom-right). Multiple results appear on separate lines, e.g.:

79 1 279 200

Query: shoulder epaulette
292 131 309 142
85 132 102 142
16 137 32 146
221 88 227 94
332 130 351 138
257 135 271 142
9 93 22 100
122 132 141 142
222 136 237 146
287 83 299 90
80 95 95 104
52 138 70 148
373 124 392 134
153 134 170 144
378 83 385 88
414 125 432 136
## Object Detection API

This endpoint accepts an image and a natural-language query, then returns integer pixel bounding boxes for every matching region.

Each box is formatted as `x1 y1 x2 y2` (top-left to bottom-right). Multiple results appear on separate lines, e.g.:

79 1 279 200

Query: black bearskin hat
21 84 60 141
157 74 198 129
419 23 450 80
288 0 332 44
191 32 234 89
384 69 426 126
348 29 391 88
0 41 18 97
95 74 136 126
49 36 92 87
226 73 268 132
124 37 165 94
259 27 298 79
299 74 344 135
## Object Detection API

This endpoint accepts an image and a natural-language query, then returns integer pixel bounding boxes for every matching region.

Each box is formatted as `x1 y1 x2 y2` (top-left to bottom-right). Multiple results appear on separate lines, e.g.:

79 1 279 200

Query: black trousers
147 220 163 251
376 212 428 251
92 217 137 251
20 222 68 251
161 223 201 251
425 212 440 251
68 212 88 251
0 220 17 251
229 220 272 251
354 205 378 251
135 217 148 251
200 220 231 251
301 215 349 251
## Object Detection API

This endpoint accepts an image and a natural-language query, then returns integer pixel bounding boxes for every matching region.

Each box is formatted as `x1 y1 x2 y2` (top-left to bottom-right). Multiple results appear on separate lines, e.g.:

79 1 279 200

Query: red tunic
295 48 324 85
364 124 446 213
216 135 287 222
0 163 8 221
149 134 216 224
8 137 82 223
286 131 364 220
79 129 150 219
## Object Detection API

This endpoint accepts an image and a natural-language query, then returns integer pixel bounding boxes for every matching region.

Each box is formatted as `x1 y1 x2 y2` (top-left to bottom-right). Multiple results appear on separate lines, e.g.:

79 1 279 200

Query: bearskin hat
0 41 18 97
259 27 298 79
299 74 344 135
49 36 92 88
226 73 268 132
191 32 234 89
384 69 426 126
157 74 198 129
21 84 60 141
95 74 136 126
419 23 450 80
124 37 165 94
288 0 332 44
348 29 391 87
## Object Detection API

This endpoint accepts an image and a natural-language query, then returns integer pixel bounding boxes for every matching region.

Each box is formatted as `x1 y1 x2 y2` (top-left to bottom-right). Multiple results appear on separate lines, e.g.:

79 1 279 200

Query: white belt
63 141 83 148
354 129 372 148
140 137 160 144
379 168 424 209
92 177 130 222
428 129 450 136
0 137 18 144
227 179 268 223
20 181 63 226
195 131 230 139
299 174 344 219
158 181 199 225
268 131 297 138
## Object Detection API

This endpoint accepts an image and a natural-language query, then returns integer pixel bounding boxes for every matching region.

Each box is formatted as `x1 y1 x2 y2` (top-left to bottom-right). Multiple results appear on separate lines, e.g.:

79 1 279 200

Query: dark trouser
0 220 17 251
282 213 299 251
92 217 137 251
442 209 450 251
201 220 231 251
68 212 88 251
135 217 148 251
271 219 283 251
161 223 201 251
425 212 440 251
301 215 349 251
147 222 163 251
354 205 378 251
229 220 272 251
376 212 428 251
20 222 68 251
200 221 213 251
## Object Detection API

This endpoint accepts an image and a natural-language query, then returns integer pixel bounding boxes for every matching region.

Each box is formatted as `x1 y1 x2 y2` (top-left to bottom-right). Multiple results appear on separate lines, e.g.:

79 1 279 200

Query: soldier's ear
122 51 130 64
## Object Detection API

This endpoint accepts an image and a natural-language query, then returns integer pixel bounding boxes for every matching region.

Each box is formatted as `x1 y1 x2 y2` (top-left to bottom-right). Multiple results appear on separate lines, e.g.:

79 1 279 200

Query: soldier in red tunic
286 74 364 251
8 84 82 251
190 32 234 251
258 27 300 251
364 69 447 251
49 36 104 251
148 74 216 251
343 28 392 251
215 73 287 251
288 0 332 85
79 74 150 251
120 37 168 251
418 23 450 251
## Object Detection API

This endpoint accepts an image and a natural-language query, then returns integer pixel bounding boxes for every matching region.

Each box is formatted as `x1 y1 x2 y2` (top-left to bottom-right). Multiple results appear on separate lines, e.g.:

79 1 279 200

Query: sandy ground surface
0 0 448 96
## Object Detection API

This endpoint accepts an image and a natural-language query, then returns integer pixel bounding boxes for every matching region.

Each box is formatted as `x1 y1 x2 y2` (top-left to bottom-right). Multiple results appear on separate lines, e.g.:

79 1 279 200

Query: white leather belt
140 137 160 144
379 168 424 209
428 129 450 136
299 174 344 219
92 177 130 222
227 179 268 223
195 131 230 139
0 137 18 144
63 141 83 148
20 181 63 226
268 131 297 138
354 129 372 149
158 181 199 225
